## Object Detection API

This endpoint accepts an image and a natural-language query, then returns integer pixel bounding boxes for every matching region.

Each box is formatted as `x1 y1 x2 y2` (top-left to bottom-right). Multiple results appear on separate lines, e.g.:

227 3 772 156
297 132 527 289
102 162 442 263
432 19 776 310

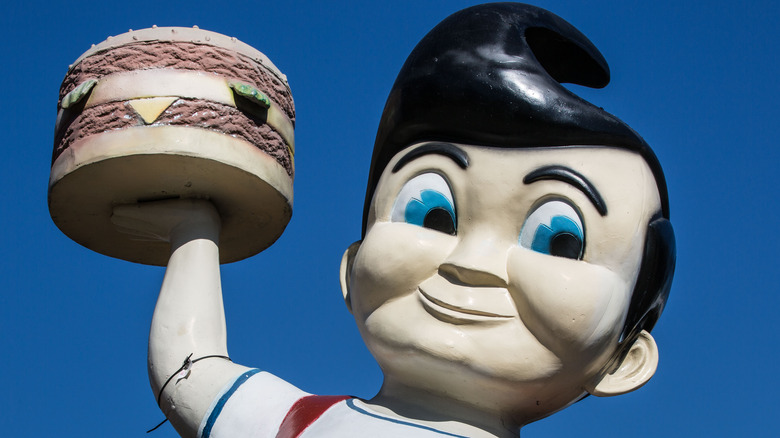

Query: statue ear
339 241 361 314
586 330 659 397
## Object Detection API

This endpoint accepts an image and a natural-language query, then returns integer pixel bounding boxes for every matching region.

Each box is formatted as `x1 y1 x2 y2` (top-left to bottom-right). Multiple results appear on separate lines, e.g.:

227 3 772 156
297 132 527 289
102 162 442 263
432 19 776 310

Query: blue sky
2 0 778 436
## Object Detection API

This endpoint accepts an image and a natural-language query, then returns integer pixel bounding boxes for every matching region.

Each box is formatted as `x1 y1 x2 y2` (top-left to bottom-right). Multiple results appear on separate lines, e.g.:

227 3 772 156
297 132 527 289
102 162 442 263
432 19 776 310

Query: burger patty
60 41 295 123
54 98 293 177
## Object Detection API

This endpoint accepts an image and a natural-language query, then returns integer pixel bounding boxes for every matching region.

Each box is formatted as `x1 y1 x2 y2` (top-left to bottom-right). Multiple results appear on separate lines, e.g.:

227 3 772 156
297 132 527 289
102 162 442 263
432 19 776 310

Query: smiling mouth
417 279 516 324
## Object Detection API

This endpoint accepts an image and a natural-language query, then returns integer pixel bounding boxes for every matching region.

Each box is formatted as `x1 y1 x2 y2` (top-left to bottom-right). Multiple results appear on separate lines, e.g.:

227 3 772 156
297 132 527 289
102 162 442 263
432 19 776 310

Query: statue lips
417 275 516 324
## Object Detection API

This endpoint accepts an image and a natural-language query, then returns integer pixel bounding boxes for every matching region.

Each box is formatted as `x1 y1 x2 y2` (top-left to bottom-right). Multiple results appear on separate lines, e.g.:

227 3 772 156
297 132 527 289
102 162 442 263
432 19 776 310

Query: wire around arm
147 353 232 433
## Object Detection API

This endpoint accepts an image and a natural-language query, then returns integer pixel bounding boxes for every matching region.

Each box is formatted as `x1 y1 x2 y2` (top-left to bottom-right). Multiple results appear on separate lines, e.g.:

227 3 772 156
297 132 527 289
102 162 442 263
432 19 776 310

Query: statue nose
439 232 509 288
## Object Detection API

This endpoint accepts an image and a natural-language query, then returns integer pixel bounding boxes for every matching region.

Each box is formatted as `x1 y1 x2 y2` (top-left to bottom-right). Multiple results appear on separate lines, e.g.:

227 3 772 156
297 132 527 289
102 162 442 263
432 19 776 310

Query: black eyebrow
392 142 469 173
523 165 607 216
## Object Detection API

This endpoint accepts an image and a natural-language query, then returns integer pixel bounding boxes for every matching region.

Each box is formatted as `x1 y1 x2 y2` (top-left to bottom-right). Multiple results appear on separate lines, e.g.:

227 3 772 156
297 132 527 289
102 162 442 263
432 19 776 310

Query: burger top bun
69 26 288 84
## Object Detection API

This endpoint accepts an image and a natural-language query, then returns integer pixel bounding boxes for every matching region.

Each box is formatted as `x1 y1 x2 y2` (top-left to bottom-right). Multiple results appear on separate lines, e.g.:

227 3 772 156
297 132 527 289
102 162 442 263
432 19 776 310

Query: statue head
340 3 675 424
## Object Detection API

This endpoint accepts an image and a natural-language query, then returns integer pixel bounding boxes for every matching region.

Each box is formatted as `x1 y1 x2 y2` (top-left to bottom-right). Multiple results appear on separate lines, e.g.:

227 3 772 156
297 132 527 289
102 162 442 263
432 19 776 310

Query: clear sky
2 0 778 436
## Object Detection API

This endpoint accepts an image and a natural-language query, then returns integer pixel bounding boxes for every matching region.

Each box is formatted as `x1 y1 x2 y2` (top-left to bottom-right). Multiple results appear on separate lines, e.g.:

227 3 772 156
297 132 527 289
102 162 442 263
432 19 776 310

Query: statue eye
391 173 456 235
519 200 584 259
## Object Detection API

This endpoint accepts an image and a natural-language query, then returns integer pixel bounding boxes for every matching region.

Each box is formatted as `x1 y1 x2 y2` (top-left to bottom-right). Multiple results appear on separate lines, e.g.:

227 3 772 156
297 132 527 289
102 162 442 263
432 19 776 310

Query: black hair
364 3 669 228
362 3 674 338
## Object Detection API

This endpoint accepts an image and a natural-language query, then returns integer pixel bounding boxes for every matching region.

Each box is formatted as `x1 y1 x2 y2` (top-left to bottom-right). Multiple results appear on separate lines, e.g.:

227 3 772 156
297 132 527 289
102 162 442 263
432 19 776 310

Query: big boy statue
52 3 675 438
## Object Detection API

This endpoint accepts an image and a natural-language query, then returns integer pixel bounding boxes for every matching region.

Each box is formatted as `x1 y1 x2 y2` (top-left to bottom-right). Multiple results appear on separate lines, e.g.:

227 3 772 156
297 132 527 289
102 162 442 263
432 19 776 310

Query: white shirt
199 369 469 438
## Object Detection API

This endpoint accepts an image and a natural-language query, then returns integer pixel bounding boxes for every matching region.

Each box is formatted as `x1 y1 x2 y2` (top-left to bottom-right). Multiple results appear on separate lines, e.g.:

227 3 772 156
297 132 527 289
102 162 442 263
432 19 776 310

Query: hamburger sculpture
49 26 295 266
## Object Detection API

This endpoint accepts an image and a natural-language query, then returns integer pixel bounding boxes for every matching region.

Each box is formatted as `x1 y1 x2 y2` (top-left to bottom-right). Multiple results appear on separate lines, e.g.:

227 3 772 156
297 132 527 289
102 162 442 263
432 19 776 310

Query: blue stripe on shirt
201 368 262 438
345 398 469 438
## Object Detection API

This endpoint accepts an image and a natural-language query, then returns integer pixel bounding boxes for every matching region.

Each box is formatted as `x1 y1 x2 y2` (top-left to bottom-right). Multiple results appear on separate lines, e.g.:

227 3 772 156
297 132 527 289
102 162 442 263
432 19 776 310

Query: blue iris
405 190 456 235
531 215 584 259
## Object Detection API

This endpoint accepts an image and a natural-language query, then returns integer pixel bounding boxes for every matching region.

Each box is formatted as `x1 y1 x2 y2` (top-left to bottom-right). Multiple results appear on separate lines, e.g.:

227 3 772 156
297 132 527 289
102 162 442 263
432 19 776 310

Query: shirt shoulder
200 369 308 438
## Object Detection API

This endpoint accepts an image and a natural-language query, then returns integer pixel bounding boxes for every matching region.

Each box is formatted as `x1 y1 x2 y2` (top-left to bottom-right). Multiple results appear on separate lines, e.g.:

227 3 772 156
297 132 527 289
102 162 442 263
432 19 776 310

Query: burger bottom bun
49 125 293 266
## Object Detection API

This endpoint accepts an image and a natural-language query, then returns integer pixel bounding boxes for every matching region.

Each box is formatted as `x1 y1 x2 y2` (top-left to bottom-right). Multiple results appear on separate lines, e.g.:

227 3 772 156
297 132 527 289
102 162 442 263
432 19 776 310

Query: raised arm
113 199 249 438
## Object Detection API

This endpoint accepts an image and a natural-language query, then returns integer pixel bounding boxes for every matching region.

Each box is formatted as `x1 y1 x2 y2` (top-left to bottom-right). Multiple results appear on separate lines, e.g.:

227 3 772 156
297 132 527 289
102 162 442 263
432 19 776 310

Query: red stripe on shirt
276 395 352 438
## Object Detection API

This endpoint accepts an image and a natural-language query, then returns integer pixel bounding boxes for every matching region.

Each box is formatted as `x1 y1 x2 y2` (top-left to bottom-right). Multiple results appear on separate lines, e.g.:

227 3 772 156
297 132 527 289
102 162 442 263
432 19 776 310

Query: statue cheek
506 248 630 361
350 222 457 316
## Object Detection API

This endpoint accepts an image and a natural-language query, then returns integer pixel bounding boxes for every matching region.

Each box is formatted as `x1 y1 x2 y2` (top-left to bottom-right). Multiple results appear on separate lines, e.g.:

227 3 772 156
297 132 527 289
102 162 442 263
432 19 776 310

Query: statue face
345 143 662 419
